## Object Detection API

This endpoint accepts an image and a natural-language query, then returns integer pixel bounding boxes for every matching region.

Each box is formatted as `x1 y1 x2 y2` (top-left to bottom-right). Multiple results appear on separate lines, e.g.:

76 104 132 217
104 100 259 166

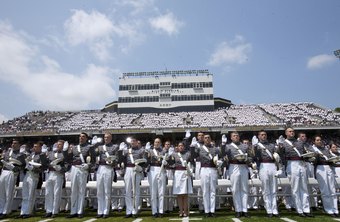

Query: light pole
334 49 340 59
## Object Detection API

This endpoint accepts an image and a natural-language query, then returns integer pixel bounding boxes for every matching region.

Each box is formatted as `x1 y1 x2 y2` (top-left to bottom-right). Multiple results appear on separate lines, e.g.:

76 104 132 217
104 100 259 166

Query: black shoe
132 214 137 218
298 213 306 217
243 212 250 218
22 214 31 219
273 214 280 217
66 214 78 218
118 209 122 213
158 214 163 218
210 213 216 217
125 214 132 218
304 213 314 217
235 212 241 218
267 214 273 218
96 214 103 218
0 214 7 219
153 213 158 218
51 214 57 218
78 214 83 218
15 215 24 219
334 214 340 217
205 213 210 218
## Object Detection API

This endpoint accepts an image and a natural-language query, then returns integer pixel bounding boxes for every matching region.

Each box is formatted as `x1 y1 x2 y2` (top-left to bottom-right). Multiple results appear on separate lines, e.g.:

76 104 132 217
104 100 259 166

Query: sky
0 0 339 122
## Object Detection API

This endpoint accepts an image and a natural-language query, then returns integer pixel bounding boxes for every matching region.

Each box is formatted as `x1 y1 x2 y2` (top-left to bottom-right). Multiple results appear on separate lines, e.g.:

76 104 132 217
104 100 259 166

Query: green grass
2 207 340 222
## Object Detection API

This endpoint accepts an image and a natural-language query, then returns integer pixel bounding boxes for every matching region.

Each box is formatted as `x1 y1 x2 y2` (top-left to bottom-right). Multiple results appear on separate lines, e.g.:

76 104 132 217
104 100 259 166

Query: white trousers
45 171 64 214
229 164 249 212
148 166 166 214
0 170 17 214
316 165 338 214
200 167 218 213
286 160 310 214
124 167 143 215
96 165 113 215
21 171 39 215
259 163 278 214
70 166 88 215
164 169 174 212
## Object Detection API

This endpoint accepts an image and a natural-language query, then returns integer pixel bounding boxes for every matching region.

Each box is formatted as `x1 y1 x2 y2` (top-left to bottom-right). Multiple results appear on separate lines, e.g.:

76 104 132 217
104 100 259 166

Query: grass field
2 207 340 222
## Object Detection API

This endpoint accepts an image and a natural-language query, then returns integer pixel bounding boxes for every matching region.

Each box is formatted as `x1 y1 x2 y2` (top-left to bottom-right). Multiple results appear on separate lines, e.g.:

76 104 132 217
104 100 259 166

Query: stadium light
334 49 340 59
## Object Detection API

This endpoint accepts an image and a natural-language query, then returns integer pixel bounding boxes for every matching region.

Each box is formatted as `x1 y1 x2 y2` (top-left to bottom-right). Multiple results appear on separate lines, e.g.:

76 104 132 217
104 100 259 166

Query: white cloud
0 21 116 111
307 54 337 70
0 113 8 123
64 10 115 61
208 35 252 67
149 12 184 36
116 0 156 15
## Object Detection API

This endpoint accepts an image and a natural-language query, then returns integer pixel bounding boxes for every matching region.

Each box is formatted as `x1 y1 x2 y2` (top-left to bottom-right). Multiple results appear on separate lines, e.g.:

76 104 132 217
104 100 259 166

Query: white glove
221 134 227 144
162 159 168 166
54 165 62 171
42 144 48 153
169 146 174 155
145 142 151 150
253 169 258 175
185 129 191 139
1 160 15 170
277 135 285 144
216 160 223 167
190 137 197 147
81 163 89 171
275 169 283 177
91 136 98 145
26 164 34 171
119 142 126 151
251 135 259 146
63 141 69 151
134 165 143 173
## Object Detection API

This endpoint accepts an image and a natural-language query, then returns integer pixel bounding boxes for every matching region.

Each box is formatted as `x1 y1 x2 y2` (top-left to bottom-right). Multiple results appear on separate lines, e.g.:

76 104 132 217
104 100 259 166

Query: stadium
0 69 339 145
0 70 340 222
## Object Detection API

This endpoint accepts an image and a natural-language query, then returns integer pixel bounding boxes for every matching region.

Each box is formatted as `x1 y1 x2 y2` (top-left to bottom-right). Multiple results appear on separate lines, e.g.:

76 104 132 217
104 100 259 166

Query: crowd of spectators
0 102 339 135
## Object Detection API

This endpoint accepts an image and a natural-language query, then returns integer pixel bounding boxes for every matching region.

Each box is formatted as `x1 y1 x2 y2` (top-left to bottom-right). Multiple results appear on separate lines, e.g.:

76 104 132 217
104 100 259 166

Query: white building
118 70 214 113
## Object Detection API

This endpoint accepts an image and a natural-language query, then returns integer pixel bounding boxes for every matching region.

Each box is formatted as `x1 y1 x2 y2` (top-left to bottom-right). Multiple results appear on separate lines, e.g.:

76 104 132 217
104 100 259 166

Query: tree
334 107 340 113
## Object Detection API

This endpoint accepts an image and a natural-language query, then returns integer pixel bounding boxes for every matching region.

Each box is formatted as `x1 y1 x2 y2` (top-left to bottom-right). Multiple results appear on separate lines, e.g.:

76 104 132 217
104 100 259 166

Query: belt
175 166 186 171
229 160 246 164
317 162 330 165
261 160 275 163
286 157 303 161
201 163 216 168
150 163 161 167
126 163 135 167
72 160 82 165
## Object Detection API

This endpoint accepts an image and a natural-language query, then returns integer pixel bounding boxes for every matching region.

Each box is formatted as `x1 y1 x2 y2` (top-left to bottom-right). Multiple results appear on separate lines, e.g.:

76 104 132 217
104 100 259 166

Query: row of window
118 94 213 103
119 82 213 91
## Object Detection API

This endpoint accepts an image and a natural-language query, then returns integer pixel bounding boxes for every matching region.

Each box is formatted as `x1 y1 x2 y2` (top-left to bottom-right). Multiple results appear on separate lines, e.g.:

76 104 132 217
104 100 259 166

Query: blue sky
0 0 339 122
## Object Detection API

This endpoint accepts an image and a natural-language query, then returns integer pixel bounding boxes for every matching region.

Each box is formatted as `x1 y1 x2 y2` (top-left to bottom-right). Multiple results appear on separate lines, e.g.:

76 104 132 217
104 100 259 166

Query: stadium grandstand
0 70 339 143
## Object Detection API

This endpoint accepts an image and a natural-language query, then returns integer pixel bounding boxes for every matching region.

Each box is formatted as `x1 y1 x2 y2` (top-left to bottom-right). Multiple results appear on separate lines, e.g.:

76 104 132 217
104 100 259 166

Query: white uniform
45 150 67 215
69 143 94 216
21 152 47 216
191 143 220 214
225 142 251 214
96 143 118 216
254 141 278 215
170 151 193 195
121 146 146 216
147 147 167 216
313 145 338 215
280 138 310 214
0 148 25 216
